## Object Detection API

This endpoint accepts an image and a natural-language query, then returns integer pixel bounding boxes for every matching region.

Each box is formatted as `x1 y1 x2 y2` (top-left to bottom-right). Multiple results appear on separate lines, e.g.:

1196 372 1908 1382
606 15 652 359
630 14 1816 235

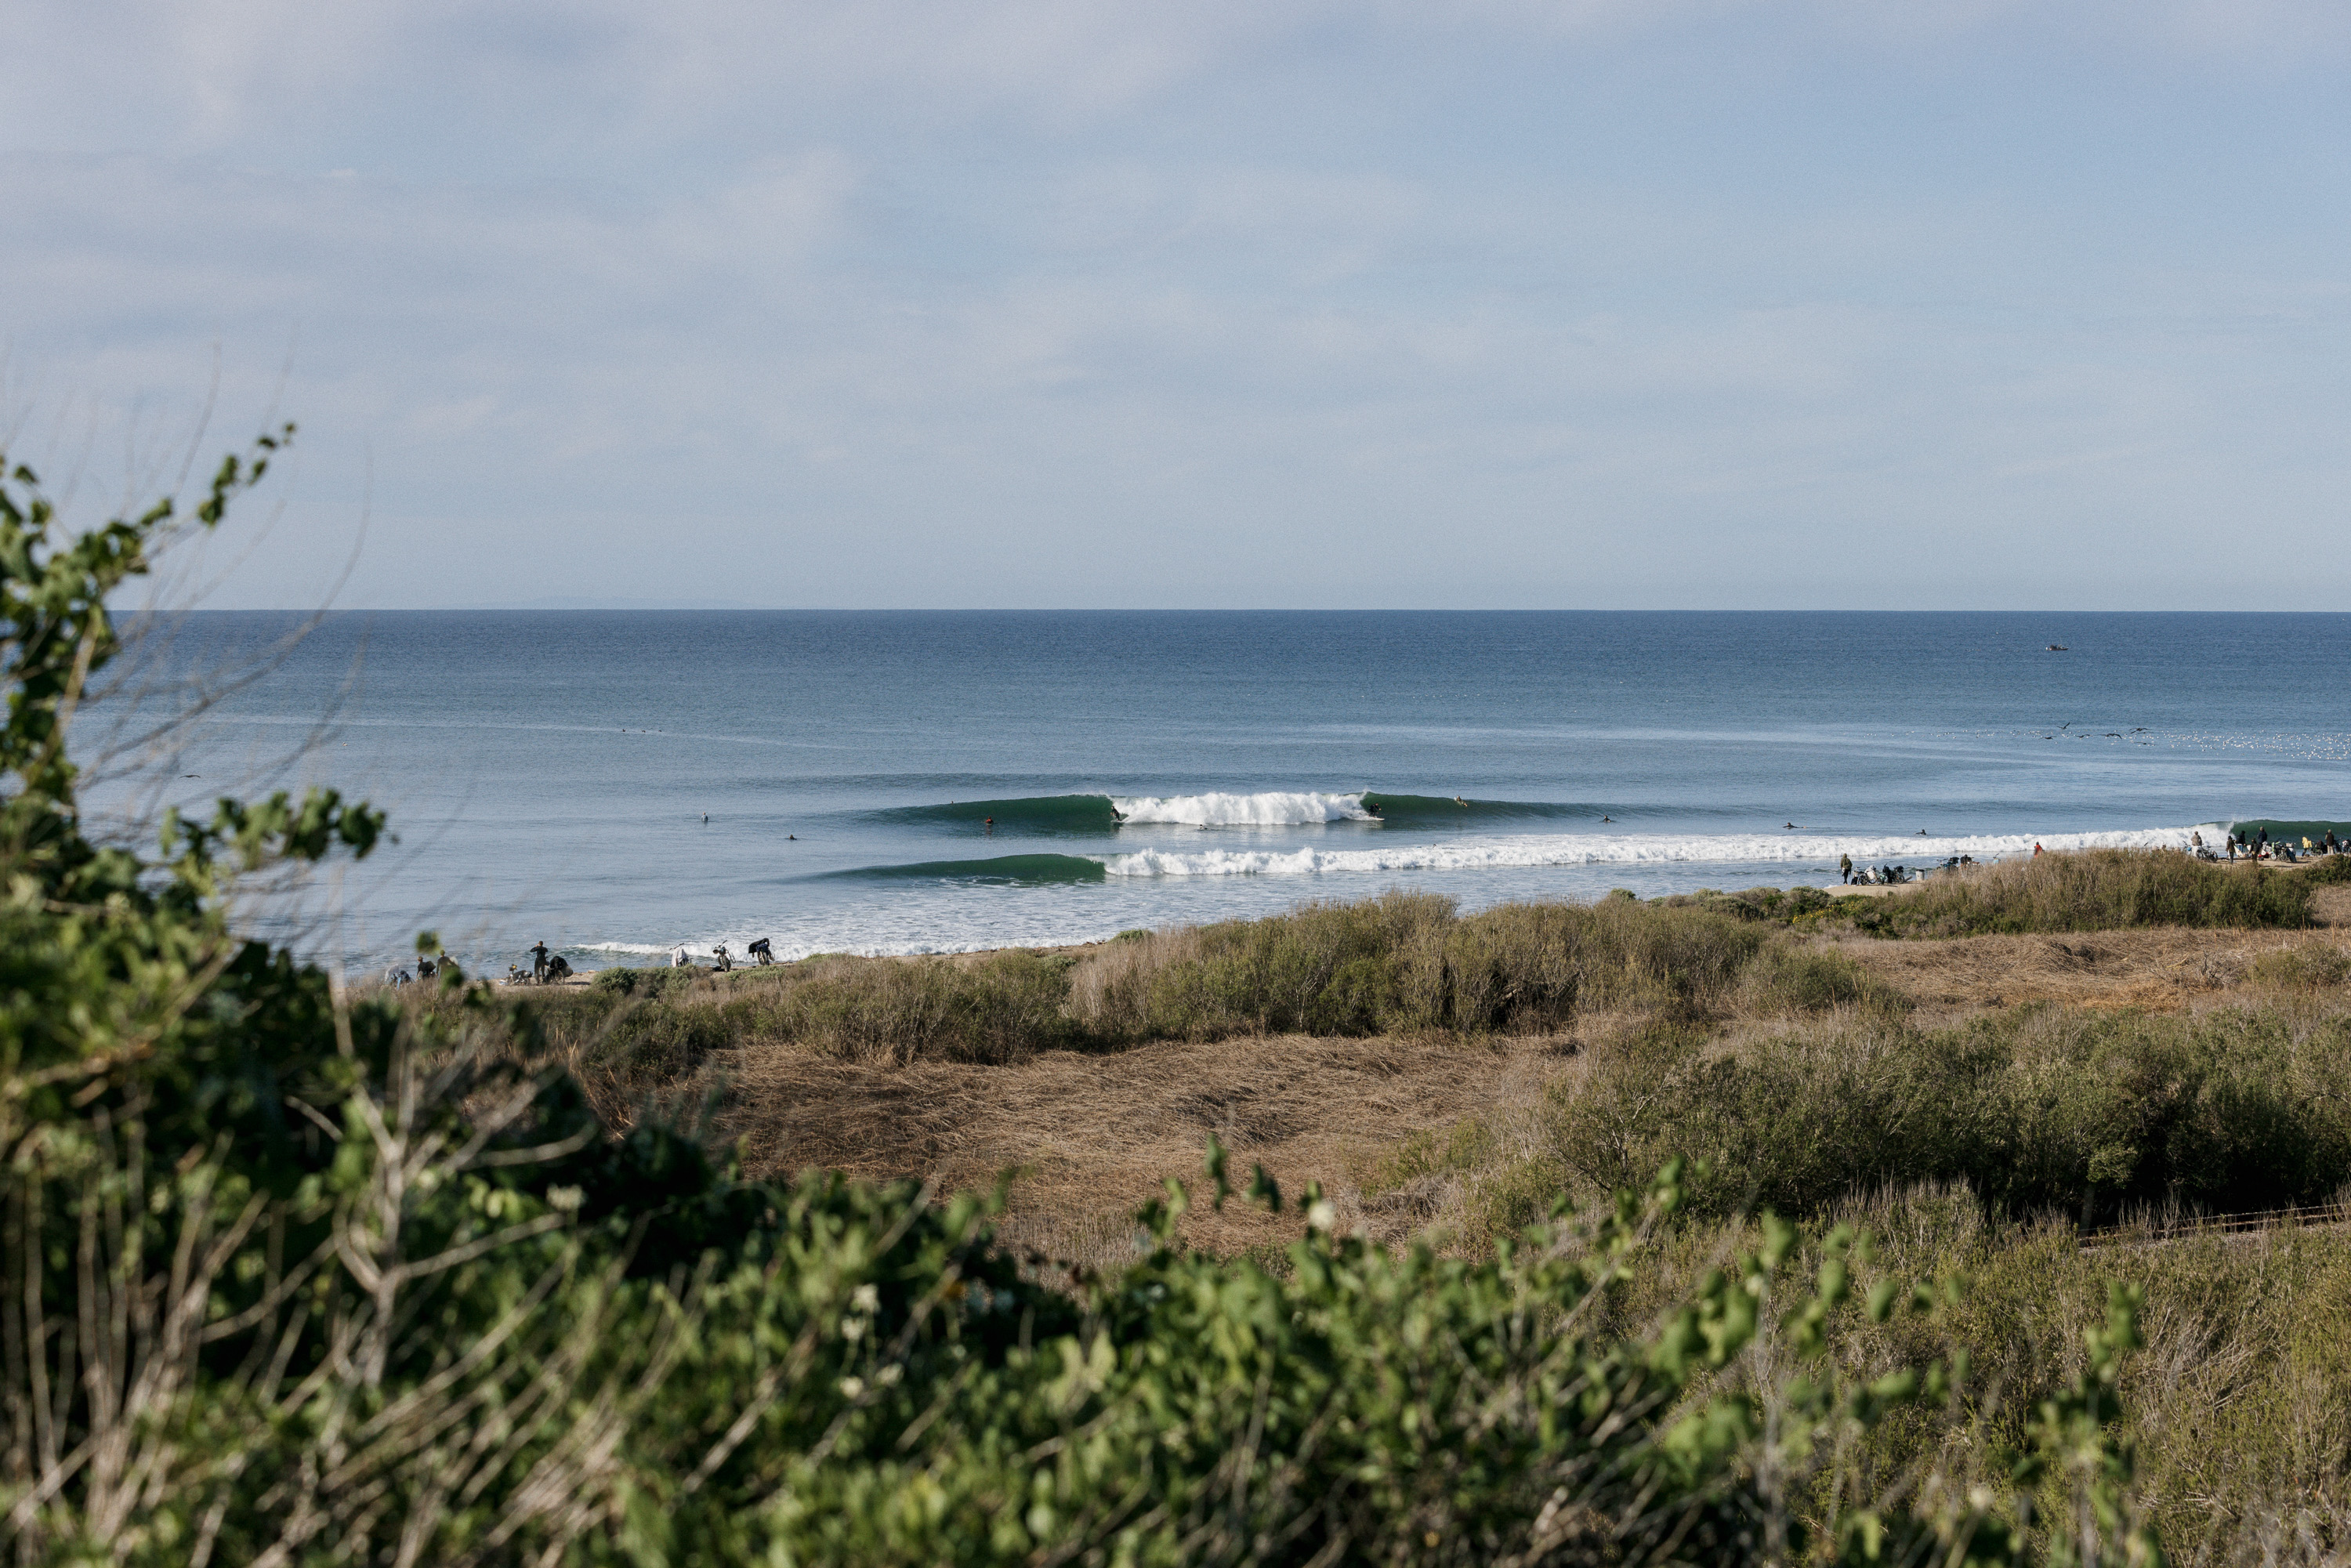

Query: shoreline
491 853 2339 987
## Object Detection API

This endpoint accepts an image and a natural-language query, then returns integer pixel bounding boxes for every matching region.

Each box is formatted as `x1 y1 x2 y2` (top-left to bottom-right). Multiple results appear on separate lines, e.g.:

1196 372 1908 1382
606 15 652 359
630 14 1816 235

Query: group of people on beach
1838 852 1974 886
501 940 571 985
668 937 776 973
2219 826 2339 863
476 934 789 987
382 954 451 987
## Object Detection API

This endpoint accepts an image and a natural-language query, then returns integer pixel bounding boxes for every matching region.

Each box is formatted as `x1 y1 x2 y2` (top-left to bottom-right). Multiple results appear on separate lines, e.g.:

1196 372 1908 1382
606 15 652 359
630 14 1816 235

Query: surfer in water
1454 795 1467 807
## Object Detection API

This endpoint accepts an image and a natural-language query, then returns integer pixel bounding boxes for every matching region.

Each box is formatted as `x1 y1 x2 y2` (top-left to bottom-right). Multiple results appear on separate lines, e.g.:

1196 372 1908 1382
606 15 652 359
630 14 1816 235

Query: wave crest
1109 791 1372 826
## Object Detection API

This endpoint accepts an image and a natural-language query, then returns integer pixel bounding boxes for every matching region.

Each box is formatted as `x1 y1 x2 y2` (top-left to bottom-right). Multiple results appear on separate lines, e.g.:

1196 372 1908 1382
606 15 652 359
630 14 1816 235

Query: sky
5 1 2349 610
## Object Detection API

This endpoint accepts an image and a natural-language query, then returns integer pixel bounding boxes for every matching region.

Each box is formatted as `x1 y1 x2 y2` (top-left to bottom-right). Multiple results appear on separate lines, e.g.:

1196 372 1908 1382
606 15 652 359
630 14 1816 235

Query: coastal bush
2302 851 2351 884
1067 893 1770 1041
1737 942 1908 1016
770 949 1082 1063
1842 848 2310 937
593 963 705 1000
598 994 742 1077
1541 1004 2351 1226
2248 943 2351 990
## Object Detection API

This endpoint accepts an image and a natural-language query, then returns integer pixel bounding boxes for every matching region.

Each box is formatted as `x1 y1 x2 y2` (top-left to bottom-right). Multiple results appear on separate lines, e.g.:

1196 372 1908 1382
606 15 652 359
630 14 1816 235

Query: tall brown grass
1854 848 2311 936
1065 890 1774 1041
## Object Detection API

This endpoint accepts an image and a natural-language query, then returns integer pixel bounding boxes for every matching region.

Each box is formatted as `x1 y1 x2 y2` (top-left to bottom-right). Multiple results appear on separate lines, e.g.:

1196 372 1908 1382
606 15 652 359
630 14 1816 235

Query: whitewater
1098 824 2228 878
1110 791 1373 825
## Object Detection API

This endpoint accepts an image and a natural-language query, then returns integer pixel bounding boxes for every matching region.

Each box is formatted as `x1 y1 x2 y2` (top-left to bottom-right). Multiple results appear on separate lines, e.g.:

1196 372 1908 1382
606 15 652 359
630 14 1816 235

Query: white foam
1099 824 2226 878
1109 791 1371 826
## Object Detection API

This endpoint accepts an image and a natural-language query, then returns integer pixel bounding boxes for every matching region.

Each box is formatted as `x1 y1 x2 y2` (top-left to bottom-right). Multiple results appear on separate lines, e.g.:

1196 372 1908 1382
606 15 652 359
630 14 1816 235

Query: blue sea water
85 611 2351 976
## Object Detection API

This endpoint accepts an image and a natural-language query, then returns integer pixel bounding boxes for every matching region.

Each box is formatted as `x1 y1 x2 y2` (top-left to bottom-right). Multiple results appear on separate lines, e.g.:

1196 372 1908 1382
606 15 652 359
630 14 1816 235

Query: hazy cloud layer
5 2 2349 607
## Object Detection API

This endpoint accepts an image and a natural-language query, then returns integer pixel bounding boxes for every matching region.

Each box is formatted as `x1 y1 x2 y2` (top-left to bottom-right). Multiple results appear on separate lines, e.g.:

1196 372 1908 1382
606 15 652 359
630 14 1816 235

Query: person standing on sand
1839 853 1852 884
2258 826 2269 858
528 940 549 982
2032 842 2043 857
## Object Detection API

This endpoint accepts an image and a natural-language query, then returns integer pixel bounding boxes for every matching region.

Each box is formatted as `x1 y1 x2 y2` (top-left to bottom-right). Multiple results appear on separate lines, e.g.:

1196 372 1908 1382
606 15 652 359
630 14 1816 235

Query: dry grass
1825 926 2351 1024
705 1030 1563 1269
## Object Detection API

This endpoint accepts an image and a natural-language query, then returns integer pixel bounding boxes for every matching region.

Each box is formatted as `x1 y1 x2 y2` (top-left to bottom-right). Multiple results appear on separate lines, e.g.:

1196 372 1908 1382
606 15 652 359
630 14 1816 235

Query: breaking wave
1111 791 1371 825
875 790 1607 831
871 796 1124 832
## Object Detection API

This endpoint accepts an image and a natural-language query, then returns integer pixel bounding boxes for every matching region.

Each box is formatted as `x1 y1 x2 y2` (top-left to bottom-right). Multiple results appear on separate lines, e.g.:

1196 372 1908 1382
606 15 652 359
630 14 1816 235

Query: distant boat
2045 643 2069 652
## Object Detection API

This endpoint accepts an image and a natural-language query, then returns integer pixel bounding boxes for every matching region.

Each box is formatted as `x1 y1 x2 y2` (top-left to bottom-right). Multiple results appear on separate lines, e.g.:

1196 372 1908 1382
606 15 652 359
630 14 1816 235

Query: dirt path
715 1031 1564 1264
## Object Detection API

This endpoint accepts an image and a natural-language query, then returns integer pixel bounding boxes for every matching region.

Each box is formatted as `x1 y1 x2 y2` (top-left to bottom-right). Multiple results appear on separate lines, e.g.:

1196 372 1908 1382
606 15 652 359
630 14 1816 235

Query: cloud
6 2 2351 609
16 0 2350 176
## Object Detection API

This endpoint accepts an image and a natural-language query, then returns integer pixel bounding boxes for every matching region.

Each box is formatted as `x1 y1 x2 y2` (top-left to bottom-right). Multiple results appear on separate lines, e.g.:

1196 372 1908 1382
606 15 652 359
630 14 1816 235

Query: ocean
84 610 2351 977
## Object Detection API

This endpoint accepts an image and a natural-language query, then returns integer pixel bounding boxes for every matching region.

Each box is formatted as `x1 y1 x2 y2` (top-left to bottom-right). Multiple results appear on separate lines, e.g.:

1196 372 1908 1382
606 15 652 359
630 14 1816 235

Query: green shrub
1069 893 1770 1042
2248 943 2351 989
1543 1005 2351 1226
593 964 705 1000
776 950 1081 1064
1848 848 2311 937
1360 1117 1495 1194
1738 941 1908 1016
2302 852 2351 885
595 997 740 1078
